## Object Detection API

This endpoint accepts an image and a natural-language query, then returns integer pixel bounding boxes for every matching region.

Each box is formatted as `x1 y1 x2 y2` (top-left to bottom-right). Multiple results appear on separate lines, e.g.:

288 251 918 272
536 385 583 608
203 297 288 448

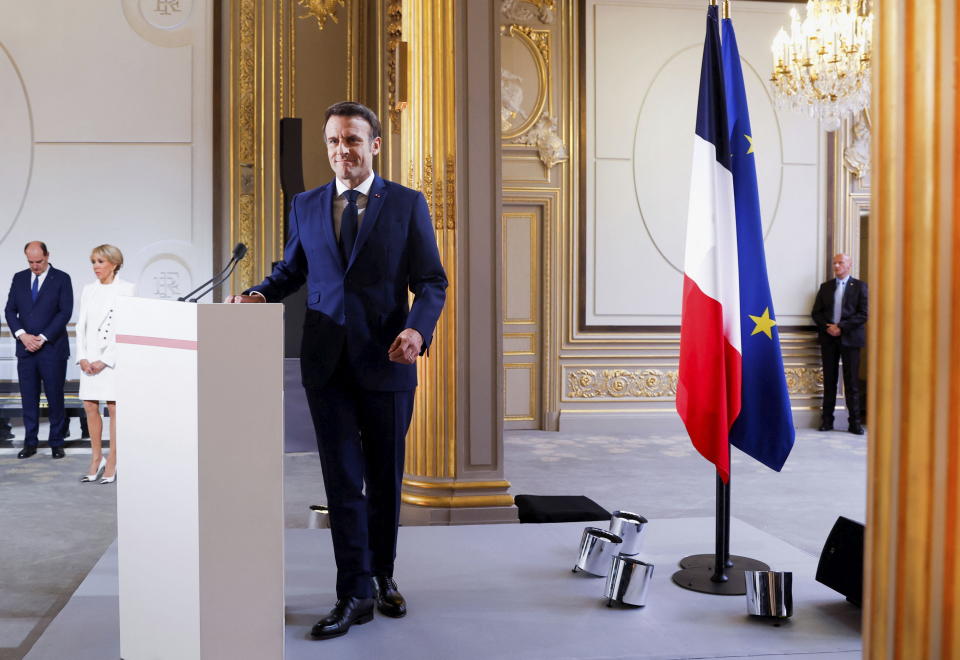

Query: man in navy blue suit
5 241 73 459
228 102 447 639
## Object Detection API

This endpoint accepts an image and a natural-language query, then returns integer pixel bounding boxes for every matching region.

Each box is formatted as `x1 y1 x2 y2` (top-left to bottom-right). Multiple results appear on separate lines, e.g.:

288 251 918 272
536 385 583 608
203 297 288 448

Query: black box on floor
514 495 610 524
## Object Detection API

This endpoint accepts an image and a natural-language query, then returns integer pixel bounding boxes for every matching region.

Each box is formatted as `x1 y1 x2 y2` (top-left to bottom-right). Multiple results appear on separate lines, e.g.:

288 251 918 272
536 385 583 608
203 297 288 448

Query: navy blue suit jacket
811 277 868 348
248 176 447 391
5 266 74 360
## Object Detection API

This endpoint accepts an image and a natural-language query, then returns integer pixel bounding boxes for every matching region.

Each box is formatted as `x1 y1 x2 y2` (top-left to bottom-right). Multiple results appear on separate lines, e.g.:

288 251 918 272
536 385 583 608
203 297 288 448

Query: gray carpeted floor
0 423 865 660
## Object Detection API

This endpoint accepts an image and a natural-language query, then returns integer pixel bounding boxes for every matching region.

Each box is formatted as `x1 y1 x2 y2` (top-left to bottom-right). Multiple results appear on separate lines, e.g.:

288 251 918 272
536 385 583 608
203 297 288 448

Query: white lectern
115 299 284 660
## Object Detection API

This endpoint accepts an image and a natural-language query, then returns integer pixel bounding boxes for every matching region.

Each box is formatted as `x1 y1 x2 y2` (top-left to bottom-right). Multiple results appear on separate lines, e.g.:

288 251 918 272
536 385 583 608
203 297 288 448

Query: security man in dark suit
227 102 447 640
4 241 74 458
811 253 868 434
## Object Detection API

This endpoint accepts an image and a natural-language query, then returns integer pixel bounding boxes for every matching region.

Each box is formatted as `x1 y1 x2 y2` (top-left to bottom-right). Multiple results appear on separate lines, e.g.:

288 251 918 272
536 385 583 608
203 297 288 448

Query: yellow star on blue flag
745 134 755 154
748 307 776 339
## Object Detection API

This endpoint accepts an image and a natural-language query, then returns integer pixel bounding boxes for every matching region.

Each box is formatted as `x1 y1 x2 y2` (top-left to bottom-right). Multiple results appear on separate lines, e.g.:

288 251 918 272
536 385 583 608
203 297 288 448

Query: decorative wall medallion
500 24 549 139
139 0 193 30
566 368 679 399
512 114 567 169
297 0 345 31
501 0 555 25
843 110 871 180
0 42 32 245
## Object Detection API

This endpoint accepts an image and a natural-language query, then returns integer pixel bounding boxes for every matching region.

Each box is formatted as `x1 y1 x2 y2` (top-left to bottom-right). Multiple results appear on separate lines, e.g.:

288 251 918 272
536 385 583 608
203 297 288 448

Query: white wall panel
585 0 822 328
0 0 212 382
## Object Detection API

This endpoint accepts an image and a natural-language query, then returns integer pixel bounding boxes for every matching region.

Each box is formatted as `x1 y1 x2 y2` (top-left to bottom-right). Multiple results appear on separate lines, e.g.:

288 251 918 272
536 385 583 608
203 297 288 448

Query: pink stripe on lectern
115 334 198 351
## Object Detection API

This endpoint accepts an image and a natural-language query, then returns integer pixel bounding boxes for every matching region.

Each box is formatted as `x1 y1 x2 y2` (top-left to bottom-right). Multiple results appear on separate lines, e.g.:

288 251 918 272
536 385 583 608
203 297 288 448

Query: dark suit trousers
305 353 415 599
820 337 861 424
17 353 67 448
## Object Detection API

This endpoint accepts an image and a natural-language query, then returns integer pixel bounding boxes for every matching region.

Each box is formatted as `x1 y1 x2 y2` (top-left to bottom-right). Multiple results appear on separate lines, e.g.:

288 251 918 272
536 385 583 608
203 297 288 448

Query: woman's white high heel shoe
80 457 107 483
100 468 117 485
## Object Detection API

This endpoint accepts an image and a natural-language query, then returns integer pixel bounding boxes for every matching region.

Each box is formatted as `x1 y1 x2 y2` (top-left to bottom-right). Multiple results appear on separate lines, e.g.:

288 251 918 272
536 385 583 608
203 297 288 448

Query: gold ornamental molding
229 0 294 293
565 366 823 400
501 0 556 25
297 0 345 31
784 366 823 395
501 24 549 140
401 493 516 508
404 479 512 491
565 368 678 400
386 0 403 133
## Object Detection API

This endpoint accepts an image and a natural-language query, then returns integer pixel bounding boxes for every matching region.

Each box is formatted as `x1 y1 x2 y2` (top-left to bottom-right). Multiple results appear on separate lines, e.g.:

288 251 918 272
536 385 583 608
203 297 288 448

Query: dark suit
248 175 447 598
4 266 74 448
811 277 868 425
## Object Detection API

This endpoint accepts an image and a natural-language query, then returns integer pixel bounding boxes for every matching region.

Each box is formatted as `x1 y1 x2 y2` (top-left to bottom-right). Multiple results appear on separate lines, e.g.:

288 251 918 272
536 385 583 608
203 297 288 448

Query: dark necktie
339 189 360 265
31 275 39 302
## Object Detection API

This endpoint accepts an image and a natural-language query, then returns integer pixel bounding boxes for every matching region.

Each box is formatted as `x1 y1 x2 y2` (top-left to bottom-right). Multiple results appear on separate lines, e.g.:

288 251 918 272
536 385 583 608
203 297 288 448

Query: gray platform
25 518 861 660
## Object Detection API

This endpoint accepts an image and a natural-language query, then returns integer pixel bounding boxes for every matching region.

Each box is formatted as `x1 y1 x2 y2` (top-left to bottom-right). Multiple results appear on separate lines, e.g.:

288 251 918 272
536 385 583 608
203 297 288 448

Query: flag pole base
678 553 770 571
672 564 750 595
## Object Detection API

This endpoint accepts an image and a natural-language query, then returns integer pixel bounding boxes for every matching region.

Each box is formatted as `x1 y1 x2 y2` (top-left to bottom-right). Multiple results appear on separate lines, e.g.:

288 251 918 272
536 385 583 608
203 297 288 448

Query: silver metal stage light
573 527 623 576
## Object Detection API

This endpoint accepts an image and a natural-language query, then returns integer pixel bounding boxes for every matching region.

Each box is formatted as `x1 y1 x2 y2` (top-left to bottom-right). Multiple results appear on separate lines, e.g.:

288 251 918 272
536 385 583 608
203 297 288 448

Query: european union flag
722 15 795 471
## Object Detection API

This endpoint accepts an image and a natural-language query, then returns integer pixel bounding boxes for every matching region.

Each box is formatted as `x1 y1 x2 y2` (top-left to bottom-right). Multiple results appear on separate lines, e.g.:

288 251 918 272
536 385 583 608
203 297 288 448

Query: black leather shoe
818 421 834 432
373 576 407 618
309 597 374 640
848 423 865 435
17 447 36 459
51 447 65 459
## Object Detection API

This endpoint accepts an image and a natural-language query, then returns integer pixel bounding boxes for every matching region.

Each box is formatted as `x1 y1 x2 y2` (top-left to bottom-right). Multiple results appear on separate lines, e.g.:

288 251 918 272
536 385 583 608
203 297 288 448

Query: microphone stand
177 254 240 302
187 256 245 303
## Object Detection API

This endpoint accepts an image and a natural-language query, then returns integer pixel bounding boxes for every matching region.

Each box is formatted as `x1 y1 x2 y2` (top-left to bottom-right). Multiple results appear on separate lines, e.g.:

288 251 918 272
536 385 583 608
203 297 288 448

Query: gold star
745 134 755 155
749 307 777 339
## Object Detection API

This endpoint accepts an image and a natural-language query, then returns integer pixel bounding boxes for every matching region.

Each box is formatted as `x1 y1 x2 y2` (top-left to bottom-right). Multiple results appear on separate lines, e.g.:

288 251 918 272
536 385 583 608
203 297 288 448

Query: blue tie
31 275 38 303
339 189 360 266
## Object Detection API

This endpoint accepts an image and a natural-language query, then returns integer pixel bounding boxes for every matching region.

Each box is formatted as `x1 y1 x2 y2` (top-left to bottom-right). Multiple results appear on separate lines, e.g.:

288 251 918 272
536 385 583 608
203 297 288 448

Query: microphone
177 243 247 302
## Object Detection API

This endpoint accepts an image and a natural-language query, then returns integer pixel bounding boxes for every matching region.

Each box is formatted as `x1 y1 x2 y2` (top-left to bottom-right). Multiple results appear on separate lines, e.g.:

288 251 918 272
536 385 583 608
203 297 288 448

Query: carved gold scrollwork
501 0 555 25
297 0 345 31
566 369 679 399
784 367 824 394
237 0 256 290
387 0 403 132
500 24 549 139
445 154 456 229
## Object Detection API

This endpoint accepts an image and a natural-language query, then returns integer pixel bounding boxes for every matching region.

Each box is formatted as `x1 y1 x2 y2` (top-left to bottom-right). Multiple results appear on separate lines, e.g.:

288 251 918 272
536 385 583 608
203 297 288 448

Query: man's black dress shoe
848 423 865 435
818 421 834 432
309 597 374 640
373 576 407 618
17 447 36 459
51 447 65 459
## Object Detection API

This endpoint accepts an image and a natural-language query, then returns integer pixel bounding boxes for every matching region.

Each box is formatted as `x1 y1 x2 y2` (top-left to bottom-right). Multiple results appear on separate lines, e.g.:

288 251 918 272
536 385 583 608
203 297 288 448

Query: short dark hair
323 101 381 140
24 241 48 256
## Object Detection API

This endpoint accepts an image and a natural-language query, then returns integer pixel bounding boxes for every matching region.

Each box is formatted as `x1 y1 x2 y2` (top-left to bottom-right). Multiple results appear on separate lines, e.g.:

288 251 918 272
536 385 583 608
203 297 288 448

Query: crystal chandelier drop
769 0 873 132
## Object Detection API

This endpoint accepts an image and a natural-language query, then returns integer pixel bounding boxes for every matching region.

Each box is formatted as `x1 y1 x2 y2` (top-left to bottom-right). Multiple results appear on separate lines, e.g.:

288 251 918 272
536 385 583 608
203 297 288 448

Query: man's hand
224 294 265 303
826 323 842 337
388 328 423 364
19 333 42 352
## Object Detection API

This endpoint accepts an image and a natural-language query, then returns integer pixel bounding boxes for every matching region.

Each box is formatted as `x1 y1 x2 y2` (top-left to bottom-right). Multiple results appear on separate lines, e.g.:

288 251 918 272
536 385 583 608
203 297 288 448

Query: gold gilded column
866 0 959 656
397 0 515 523
226 0 294 293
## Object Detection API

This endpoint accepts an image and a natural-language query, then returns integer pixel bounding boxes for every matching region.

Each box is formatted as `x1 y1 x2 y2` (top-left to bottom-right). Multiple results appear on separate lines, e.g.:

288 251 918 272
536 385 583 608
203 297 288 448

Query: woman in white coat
77 245 135 484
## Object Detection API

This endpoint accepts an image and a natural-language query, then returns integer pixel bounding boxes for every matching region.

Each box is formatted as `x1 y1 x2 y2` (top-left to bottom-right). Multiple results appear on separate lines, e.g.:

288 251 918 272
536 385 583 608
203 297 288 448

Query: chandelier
769 0 873 132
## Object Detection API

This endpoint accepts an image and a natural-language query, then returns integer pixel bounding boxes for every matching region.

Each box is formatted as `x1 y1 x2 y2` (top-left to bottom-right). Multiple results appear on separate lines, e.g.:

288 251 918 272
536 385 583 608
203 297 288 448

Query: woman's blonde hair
90 244 124 273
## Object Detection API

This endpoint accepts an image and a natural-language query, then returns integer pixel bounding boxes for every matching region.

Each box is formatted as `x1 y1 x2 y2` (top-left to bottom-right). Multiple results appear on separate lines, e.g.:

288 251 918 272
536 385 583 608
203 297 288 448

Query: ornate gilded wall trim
445 154 456 229
565 366 824 400
566 368 678 399
501 24 549 139
386 0 403 133
501 0 555 25
236 0 256 290
297 0 345 31
511 114 567 169
784 367 823 395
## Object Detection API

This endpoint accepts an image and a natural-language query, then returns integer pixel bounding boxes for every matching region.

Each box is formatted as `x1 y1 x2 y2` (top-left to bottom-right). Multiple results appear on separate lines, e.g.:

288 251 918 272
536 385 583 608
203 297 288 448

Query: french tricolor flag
676 3 741 483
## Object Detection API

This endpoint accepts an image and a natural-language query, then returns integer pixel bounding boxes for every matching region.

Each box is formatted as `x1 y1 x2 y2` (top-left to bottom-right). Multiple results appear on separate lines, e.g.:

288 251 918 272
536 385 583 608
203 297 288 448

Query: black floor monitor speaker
815 516 864 606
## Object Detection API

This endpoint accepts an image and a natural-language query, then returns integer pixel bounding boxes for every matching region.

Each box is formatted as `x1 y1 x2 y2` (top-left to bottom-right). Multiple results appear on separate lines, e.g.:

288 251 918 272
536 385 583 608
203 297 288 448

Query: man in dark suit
5 241 74 458
811 253 868 434
228 102 447 639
